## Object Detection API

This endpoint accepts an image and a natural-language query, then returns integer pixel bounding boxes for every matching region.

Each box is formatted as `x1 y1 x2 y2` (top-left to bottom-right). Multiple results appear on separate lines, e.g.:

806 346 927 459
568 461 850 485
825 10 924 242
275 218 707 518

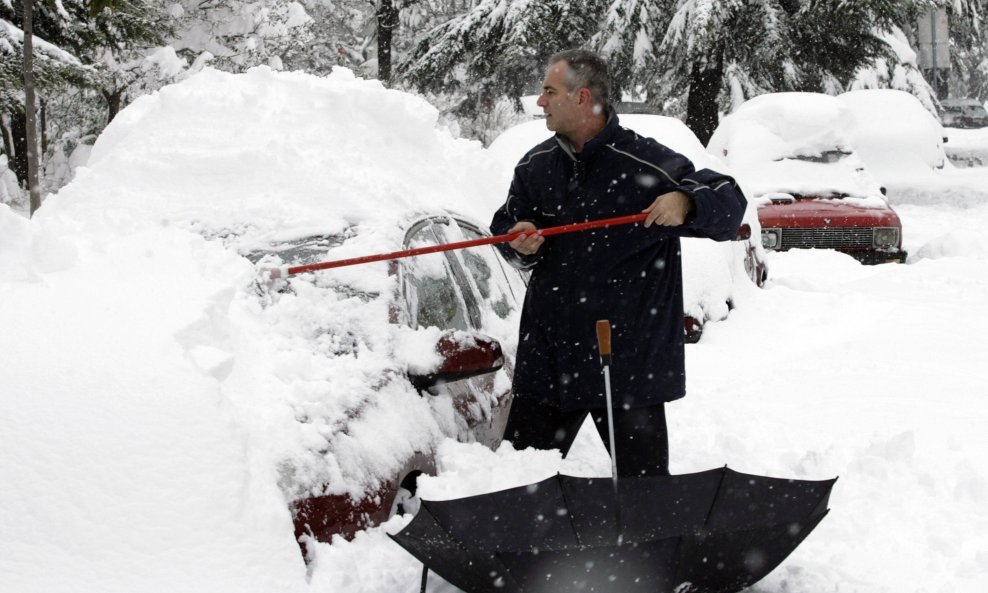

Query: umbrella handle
595 322 619 486
596 320 623 545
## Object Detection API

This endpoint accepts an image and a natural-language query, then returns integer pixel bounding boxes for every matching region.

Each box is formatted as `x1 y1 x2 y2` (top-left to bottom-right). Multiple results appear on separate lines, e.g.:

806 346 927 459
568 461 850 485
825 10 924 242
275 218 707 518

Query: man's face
536 61 580 135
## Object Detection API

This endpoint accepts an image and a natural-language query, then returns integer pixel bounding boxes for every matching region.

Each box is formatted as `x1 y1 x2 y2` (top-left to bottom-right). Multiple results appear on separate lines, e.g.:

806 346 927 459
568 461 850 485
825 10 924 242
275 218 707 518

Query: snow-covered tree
596 0 916 144
1 2 94 204
168 0 312 73
851 26 938 115
948 0 988 100
400 0 604 114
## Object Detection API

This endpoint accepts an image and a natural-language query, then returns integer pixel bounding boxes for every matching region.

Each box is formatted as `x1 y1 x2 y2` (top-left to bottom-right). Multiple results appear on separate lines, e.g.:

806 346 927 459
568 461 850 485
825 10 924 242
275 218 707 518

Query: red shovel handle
269 212 648 277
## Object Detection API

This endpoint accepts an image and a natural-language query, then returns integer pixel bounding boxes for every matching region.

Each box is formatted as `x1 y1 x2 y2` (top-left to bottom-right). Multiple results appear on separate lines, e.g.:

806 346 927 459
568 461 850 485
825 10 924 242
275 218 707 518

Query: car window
402 220 473 331
446 220 523 322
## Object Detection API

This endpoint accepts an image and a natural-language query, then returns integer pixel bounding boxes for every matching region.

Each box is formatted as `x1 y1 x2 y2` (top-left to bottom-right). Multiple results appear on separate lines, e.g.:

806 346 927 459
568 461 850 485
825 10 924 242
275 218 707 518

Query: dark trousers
504 398 670 476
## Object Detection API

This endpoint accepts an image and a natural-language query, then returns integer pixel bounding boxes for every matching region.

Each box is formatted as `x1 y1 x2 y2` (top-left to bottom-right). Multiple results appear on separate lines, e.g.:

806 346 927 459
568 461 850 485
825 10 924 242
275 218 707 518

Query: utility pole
918 8 950 100
22 0 43 215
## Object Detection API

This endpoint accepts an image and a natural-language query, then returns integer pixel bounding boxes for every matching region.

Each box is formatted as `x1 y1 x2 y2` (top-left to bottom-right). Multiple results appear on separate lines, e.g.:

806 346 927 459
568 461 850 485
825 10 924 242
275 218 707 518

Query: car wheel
684 315 703 344
390 471 422 517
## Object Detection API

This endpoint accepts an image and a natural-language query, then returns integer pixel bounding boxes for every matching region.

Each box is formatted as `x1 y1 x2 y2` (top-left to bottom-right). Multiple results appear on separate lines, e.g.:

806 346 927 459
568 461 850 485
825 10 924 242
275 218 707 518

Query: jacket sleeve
490 165 546 270
675 167 748 242
633 139 747 242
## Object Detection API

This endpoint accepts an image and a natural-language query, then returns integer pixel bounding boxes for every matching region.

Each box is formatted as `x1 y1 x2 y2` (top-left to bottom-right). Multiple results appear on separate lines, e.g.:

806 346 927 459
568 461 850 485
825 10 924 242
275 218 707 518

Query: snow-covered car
708 92 907 264
488 114 767 343
14 67 526 562
251 213 526 548
837 89 949 182
940 97 988 129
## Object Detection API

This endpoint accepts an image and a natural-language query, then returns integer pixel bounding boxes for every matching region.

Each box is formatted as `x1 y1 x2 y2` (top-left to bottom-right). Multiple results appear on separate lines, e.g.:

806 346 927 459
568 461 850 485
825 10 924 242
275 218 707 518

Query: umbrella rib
492 551 530 593
556 474 584 548
669 466 730 588
700 466 730 532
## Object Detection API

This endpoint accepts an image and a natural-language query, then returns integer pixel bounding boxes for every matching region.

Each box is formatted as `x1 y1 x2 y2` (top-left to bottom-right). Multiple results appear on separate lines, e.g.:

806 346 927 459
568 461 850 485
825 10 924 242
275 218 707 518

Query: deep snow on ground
317 200 988 593
2 67 988 593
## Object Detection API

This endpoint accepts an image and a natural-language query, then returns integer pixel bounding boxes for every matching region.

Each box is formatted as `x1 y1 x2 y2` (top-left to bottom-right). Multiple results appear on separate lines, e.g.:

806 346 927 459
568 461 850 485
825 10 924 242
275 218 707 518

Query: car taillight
873 227 899 249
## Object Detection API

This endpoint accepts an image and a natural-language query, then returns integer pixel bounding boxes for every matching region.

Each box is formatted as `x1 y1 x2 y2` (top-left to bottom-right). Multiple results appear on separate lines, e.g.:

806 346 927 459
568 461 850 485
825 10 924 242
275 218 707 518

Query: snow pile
0 66 510 593
50 66 497 241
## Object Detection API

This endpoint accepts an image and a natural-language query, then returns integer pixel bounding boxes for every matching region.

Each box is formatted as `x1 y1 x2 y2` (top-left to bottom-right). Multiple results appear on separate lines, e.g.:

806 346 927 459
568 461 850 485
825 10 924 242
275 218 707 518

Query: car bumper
842 248 907 265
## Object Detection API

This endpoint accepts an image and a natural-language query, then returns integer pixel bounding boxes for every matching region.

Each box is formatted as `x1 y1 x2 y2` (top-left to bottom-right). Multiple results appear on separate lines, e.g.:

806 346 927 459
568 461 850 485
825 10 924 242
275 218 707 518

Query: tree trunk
22 0 43 215
8 115 28 185
377 0 399 83
685 53 725 147
40 99 48 154
104 89 123 123
1 113 13 160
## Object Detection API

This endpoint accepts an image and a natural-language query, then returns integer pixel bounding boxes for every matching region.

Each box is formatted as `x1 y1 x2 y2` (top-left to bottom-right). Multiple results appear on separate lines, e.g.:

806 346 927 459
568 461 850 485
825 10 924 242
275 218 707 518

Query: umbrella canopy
390 467 836 593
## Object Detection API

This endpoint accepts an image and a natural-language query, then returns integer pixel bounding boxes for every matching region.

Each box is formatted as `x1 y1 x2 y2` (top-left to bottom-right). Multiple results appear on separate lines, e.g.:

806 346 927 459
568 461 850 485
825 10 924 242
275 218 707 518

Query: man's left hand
643 191 694 227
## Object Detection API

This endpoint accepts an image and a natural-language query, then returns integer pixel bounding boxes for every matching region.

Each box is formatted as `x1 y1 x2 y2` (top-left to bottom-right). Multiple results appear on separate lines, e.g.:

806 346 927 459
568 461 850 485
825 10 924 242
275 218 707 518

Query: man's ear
577 87 592 106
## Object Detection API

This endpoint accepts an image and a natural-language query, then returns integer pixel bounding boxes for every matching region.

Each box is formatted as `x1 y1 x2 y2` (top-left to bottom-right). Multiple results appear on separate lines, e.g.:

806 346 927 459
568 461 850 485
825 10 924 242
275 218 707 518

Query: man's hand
507 221 544 255
643 191 694 227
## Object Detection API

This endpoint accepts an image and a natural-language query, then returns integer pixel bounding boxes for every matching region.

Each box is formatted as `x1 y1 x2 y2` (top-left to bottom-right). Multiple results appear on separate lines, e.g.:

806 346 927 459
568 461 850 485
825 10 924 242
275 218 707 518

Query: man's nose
536 95 548 107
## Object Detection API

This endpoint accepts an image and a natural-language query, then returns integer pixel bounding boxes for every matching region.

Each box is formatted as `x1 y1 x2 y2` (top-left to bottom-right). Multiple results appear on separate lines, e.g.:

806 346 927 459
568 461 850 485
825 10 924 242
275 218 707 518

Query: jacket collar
555 107 621 162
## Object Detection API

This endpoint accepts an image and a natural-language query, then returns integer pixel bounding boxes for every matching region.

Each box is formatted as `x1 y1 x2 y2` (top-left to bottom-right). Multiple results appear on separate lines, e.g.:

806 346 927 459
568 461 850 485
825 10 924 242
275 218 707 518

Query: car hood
757 196 901 228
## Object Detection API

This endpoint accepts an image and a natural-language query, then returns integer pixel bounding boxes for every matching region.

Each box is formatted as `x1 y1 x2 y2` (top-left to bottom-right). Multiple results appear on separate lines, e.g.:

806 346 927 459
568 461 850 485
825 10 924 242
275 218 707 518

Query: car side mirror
409 331 504 392
735 223 751 241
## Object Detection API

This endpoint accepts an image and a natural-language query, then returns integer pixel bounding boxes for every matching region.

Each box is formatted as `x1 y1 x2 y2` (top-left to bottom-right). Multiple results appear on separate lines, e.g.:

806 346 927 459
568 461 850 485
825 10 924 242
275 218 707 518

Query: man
490 49 746 477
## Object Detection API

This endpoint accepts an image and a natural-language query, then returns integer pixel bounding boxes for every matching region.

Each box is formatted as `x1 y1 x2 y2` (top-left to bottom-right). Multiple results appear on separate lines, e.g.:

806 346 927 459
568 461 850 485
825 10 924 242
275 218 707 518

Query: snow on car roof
47 66 501 256
708 92 886 203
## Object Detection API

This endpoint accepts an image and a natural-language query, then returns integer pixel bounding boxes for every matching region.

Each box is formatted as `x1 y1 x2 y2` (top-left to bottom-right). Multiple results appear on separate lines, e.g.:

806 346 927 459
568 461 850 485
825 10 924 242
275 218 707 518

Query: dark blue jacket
491 113 746 411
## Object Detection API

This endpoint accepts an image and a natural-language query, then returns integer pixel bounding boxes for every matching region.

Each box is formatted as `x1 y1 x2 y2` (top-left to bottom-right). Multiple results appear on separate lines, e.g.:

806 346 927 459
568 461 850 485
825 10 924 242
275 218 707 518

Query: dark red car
249 213 525 556
756 187 906 264
709 93 907 264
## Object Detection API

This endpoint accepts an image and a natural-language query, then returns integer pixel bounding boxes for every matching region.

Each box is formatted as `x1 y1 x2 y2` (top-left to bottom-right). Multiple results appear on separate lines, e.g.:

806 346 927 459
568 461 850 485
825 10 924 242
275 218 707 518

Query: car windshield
787 149 852 164
241 233 348 266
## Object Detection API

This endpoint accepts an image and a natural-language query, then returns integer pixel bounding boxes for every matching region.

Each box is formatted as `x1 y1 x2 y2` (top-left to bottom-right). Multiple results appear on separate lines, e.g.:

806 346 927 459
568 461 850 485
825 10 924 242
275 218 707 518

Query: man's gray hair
549 49 611 110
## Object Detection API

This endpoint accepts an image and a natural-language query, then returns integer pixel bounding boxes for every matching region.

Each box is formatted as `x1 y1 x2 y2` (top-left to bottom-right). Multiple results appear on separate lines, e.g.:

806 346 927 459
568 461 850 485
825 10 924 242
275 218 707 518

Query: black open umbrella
391 321 836 593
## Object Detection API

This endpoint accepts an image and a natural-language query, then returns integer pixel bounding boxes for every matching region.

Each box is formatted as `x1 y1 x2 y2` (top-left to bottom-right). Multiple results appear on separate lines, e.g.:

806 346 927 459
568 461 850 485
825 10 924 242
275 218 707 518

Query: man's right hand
507 221 544 255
